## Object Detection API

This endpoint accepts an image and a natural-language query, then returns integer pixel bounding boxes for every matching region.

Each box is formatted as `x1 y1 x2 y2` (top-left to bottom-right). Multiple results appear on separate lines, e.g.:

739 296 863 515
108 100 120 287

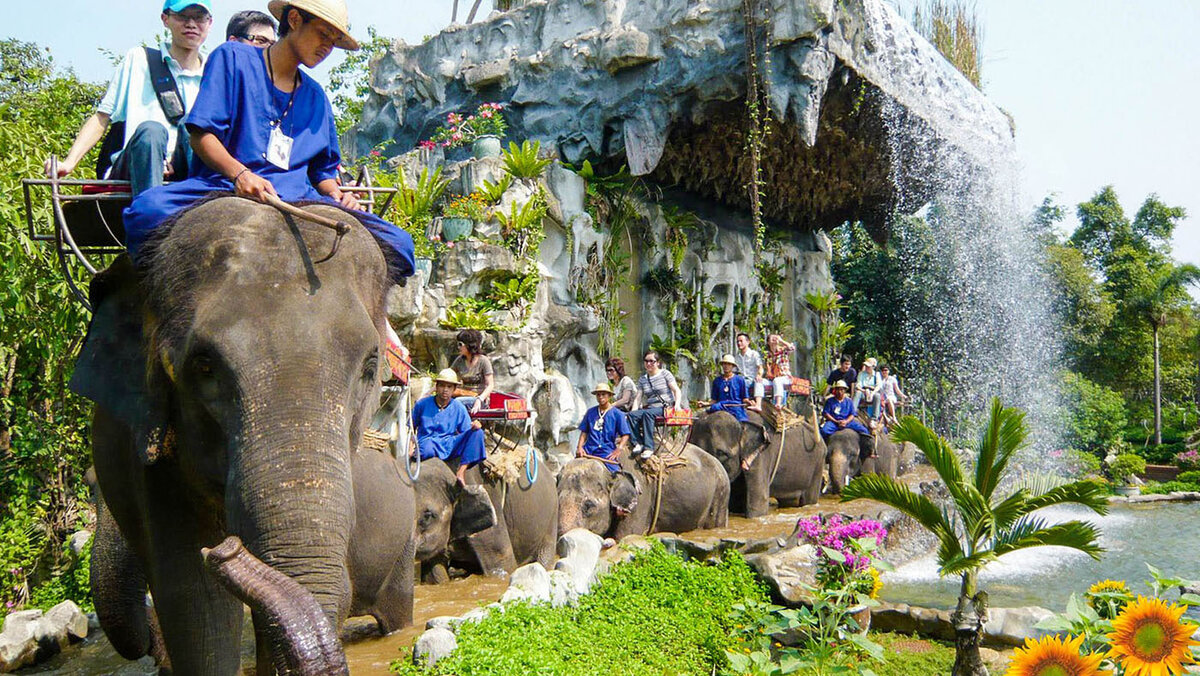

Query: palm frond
955 483 996 547
842 473 965 566
1023 481 1109 516
993 517 1104 560
891 416 967 498
989 488 1030 533
940 551 998 577
974 399 1027 499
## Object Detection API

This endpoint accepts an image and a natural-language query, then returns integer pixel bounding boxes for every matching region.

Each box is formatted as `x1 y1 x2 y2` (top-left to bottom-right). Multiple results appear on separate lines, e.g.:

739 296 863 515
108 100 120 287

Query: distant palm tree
842 400 1108 676
1131 263 1200 445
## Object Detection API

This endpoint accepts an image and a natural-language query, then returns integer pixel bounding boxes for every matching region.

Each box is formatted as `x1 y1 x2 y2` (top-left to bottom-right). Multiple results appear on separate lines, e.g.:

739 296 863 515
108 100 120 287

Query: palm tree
842 400 1108 676
1130 263 1200 445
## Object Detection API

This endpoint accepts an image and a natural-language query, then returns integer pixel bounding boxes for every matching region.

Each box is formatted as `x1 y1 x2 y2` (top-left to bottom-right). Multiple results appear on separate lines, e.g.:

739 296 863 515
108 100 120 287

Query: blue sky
6 0 1198 265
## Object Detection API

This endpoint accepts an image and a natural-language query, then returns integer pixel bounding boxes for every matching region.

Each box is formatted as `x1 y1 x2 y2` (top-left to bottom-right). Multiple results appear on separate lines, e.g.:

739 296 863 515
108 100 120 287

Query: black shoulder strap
143 47 186 125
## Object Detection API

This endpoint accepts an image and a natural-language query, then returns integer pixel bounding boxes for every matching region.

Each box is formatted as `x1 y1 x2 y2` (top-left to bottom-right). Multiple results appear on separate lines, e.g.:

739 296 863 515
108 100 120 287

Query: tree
842 400 1107 676
327 27 392 138
1129 263 1200 444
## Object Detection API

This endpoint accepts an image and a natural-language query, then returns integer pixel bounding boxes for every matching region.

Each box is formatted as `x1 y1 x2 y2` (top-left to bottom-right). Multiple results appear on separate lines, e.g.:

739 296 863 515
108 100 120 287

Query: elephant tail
202 536 349 676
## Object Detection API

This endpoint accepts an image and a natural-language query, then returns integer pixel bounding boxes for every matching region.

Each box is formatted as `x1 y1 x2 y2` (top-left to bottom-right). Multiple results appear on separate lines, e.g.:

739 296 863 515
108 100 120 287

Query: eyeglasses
643 359 656 364
605 368 616 372
238 34 276 47
167 9 212 24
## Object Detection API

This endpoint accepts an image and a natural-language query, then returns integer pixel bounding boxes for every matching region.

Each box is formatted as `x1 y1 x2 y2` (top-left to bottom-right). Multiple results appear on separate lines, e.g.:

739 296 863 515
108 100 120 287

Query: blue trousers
124 177 415 283
419 427 486 467
109 121 190 197
628 407 663 451
585 448 621 473
820 420 870 438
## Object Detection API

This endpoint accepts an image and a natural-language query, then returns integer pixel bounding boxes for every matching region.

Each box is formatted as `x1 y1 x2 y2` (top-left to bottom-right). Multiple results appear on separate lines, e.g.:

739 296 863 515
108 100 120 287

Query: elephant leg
371 537 416 634
775 496 802 508
423 559 450 585
91 495 150 660
744 466 772 519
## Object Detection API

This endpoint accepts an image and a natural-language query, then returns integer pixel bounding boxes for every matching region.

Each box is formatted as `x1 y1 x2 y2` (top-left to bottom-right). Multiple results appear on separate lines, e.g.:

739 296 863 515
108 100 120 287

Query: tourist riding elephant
74 198 410 674
557 444 730 538
827 426 899 493
410 457 503 582
689 408 824 517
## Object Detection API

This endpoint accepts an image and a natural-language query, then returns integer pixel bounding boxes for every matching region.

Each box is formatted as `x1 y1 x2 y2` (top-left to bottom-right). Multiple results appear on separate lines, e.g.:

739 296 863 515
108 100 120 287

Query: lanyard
265 46 300 131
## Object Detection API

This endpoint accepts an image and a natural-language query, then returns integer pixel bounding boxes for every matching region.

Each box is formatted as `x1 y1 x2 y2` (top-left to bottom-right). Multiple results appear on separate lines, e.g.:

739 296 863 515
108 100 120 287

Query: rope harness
482 432 540 512
640 453 689 534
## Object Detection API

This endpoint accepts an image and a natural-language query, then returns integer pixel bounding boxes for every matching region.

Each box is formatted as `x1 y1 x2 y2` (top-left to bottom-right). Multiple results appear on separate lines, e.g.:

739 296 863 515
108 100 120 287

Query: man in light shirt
45 0 211 196
733 332 764 412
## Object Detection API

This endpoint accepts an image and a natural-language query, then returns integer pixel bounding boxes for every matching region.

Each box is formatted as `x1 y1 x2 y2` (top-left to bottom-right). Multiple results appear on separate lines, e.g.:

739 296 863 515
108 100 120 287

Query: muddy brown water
26 468 934 674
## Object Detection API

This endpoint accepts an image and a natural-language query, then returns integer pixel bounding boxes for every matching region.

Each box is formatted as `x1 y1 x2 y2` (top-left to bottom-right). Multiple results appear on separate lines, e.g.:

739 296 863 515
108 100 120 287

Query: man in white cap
704 354 750 422
411 369 486 486
47 0 212 196
123 0 415 285
820 380 870 439
576 382 632 472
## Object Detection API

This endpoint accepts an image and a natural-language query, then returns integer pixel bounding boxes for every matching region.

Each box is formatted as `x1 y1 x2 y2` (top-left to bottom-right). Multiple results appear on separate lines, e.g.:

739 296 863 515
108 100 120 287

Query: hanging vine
741 0 771 256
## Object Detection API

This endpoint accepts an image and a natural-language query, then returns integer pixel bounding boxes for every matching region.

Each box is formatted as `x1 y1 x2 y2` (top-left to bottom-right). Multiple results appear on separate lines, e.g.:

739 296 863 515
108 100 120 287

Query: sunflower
1006 634 1110 676
1106 596 1199 676
866 567 883 599
1086 579 1132 618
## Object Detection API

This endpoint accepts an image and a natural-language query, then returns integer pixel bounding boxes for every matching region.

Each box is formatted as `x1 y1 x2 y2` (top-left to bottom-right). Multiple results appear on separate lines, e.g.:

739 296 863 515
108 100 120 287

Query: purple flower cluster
1175 449 1200 471
796 514 887 571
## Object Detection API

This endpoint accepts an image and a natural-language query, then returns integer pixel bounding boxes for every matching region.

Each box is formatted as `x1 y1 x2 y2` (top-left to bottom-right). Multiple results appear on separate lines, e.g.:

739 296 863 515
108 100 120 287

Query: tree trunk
0 350 15 454
465 0 485 22
950 572 989 676
1154 325 1162 446
451 0 460 23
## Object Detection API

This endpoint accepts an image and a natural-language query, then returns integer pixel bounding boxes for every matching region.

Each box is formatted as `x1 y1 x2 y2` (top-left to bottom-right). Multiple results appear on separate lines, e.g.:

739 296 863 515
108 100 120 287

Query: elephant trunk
91 500 150 660
829 451 848 494
230 421 354 625
203 536 349 676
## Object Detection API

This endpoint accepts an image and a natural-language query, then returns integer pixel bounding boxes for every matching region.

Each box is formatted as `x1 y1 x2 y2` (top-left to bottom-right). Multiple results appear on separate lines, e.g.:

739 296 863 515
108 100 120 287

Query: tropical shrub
1061 371 1128 456
1174 449 1200 471
1107 453 1146 484
427 102 507 148
841 400 1107 676
476 174 512 204
496 191 547 262
440 297 499 331
392 166 449 224
392 543 766 676
487 274 538 309
501 140 551 179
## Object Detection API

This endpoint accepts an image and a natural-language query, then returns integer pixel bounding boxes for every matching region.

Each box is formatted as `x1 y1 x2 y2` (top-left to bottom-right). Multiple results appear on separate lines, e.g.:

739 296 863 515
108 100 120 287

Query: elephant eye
418 508 436 530
582 499 597 516
193 354 214 377
362 355 379 381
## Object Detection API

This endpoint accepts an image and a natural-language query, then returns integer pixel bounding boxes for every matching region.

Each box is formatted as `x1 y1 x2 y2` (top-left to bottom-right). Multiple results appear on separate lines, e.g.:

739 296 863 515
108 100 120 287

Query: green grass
391 543 767 675
860 633 956 676
1142 480 1200 495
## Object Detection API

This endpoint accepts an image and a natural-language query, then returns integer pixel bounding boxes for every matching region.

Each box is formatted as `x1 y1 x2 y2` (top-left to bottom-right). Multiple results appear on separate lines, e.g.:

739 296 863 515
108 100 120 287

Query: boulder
425 616 461 632
0 610 40 673
41 601 88 643
556 528 604 593
744 543 821 606
601 534 655 566
412 628 457 668
435 240 520 299
501 563 552 604
983 606 1054 647
547 569 579 607
67 531 92 557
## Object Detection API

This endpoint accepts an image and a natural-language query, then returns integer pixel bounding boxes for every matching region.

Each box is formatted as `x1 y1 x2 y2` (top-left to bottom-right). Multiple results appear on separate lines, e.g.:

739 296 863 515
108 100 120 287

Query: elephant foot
775 497 802 508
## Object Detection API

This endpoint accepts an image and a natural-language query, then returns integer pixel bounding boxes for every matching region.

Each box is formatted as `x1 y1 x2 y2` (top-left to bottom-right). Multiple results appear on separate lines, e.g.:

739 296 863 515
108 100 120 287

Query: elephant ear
739 421 769 457
450 484 497 540
608 470 641 514
69 256 171 465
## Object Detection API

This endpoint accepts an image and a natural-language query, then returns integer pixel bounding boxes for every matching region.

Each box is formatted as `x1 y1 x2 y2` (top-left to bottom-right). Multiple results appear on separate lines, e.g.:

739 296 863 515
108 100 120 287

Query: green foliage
487 273 538 309
0 39 101 611
429 103 507 148
1107 453 1146 483
642 265 682 298
1142 480 1200 495
911 1 982 88
1177 470 1200 484
28 534 91 612
500 140 551 180
649 333 698 371
393 543 766 675
476 174 512 204
806 290 853 383
496 190 547 263
440 297 499 331
1041 239 1116 358
442 193 488 221
1060 371 1128 455
392 166 449 224
328 27 391 136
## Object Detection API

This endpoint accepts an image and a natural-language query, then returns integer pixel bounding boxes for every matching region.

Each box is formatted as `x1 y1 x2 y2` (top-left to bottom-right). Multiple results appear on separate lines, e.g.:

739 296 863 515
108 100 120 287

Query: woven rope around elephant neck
362 429 391 452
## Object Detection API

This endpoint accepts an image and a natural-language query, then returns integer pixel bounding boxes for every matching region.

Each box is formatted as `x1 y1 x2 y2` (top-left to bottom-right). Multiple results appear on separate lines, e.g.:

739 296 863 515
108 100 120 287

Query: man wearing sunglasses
47 1 212 197
226 10 278 47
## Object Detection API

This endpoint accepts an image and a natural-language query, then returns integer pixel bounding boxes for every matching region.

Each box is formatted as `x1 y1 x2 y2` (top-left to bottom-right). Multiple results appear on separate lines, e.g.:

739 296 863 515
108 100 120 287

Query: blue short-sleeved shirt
413 396 472 461
709 375 749 422
578 405 632 457
823 396 857 422
185 41 339 194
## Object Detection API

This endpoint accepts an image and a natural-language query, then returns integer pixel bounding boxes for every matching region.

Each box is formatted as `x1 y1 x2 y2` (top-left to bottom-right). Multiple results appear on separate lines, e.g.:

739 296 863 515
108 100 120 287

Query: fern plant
394 166 449 223
477 174 512 204
842 400 1108 676
501 140 551 179
440 297 498 330
496 192 548 262
488 274 538 309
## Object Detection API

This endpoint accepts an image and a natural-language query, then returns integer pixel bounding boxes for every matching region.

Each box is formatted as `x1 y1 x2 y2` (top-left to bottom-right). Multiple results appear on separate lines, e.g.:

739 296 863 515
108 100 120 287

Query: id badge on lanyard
267 124 293 170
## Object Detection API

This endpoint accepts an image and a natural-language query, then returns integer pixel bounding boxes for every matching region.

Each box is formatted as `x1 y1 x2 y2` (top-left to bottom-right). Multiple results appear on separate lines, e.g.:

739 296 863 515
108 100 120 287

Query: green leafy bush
496 191 547 262
393 166 450 224
476 174 512 204
1107 453 1146 483
440 298 498 331
1061 372 1128 455
392 543 766 675
501 140 551 179
1142 480 1200 495
1177 470 1200 484
487 274 537 309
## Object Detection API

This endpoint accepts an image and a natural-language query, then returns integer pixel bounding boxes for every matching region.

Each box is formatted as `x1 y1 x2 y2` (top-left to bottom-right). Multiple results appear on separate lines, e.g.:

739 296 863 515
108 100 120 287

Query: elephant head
413 459 497 566
827 429 874 494
556 458 640 537
72 199 394 669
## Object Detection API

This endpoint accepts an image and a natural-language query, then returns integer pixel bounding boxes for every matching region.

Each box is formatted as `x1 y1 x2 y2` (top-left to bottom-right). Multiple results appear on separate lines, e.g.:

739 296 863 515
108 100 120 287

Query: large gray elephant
73 198 411 674
557 444 730 538
410 457 505 582
455 453 559 576
827 427 900 493
688 408 824 517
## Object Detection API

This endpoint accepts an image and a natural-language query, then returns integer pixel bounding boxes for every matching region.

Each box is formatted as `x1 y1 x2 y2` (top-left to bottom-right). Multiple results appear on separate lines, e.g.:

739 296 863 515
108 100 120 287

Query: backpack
95 47 186 179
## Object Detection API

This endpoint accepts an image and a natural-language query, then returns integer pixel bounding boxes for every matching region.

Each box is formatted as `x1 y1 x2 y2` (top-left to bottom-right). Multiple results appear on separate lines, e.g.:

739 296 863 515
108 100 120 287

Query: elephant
826 425 899 493
409 457 503 582
557 444 730 538
72 197 411 674
688 407 825 517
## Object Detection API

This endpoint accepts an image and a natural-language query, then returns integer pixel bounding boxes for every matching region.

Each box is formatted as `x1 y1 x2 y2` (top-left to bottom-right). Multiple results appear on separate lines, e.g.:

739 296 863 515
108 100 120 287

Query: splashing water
880 97 1063 452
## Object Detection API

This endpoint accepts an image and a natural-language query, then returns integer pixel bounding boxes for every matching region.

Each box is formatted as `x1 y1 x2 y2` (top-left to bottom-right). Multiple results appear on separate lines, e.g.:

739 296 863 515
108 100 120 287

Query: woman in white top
606 357 638 412
877 364 907 426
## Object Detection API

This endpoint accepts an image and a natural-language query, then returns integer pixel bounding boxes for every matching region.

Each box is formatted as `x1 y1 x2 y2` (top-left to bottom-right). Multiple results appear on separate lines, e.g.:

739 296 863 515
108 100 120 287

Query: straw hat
831 380 849 391
719 354 738 366
433 368 461 386
862 357 877 368
268 0 360 50
591 382 614 395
